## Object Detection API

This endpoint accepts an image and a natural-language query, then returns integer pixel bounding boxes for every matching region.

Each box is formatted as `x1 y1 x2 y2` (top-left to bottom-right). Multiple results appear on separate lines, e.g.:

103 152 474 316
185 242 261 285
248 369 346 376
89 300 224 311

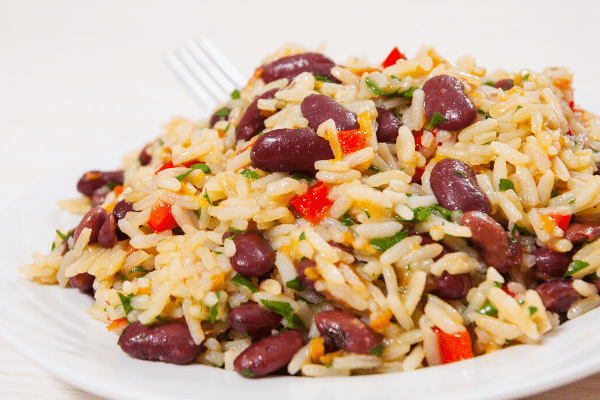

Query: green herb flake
427 111 447 128
240 168 260 180
286 276 306 292
454 170 466 177
231 273 258 293
298 232 306 241
528 306 538 316
400 86 417 98
484 80 495 86
550 190 559 198
364 209 371 219
516 105 523 111
314 75 335 83
476 300 498 317
564 260 590 278
209 303 219 323
477 108 492 119
339 211 355 227
364 77 388 96
368 165 381 173
56 229 68 241
117 292 136 315
157 138 165 146
260 299 305 329
129 266 147 275
240 368 254 378
176 163 212 181
369 343 384 357
498 178 515 192
215 107 230 117
522 73 530 80
51 242 56 251
398 204 452 224
369 229 409 252
230 89 241 100
291 173 311 181
568 199 576 205
493 281 503 289
203 191 212 206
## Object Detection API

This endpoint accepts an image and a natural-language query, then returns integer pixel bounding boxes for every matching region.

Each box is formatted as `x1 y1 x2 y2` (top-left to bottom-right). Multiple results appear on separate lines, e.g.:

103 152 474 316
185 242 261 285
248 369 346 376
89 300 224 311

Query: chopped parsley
476 300 498 317
299 232 306 241
454 170 466 177
484 80 495 86
129 265 148 276
117 292 136 315
368 165 381 173
215 107 230 117
522 73 530 80
291 173 312 181
339 211 355 227
427 111 447 128
175 163 211 181
230 89 241 99
369 229 409 252
56 229 69 241
528 306 538 316
364 77 416 98
568 199 576 205
399 86 418 98
314 75 335 83
203 191 212 206
208 290 223 323
239 168 260 180
285 276 306 292
369 343 384 357
226 227 246 240
240 368 254 378
260 299 305 329
498 178 515 192
398 204 453 224
364 209 371 219
564 260 590 278
231 273 258 293
477 108 492 119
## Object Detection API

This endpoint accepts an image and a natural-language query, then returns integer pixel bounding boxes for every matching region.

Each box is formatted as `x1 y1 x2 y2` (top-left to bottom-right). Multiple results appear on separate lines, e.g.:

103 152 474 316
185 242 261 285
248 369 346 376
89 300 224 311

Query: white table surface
2 1 600 398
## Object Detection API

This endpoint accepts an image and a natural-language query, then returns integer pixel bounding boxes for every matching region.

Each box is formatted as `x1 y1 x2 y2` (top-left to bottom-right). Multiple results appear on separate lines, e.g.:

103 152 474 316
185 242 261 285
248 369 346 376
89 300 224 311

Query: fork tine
186 40 236 96
177 42 230 103
199 37 246 88
165 52 217 109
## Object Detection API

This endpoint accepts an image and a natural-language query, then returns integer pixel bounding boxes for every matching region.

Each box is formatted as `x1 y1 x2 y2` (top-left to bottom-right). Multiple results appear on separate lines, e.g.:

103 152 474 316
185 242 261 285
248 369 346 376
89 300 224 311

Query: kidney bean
236 88 279 141
429 271 473 300
327 241 353 255
564 223 600 243
76 170 124 197
210 107 230 127
418 234 450 261
234 330 305 378
91 185 111 207
68 272 95 292
113 200 134 221
493 78 514 91
461 211 512 272
533 247 572 280
422 75 477 131
430 158 491 214
261 52 337 84
119 321 201 365
227 303 281 340
375 107 402 143
73 207 107 245
314 310 381 354
534 280 582 313
593 277 600 293
139 144 152 166
250 128 334 177
229 232 276 277
295 258 317 290
97 213 118 248
301 93 359 132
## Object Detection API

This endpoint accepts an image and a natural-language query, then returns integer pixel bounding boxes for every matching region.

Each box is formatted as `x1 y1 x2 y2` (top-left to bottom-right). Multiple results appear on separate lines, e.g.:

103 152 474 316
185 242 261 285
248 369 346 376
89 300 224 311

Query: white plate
2 142 600 400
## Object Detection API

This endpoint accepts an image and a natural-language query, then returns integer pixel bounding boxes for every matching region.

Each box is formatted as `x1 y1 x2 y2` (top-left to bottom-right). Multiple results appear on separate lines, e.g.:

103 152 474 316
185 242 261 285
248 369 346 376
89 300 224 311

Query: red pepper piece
338 129 367 155
290 181 334 225
433 326 474 364
381 47 406 69
148 201 178 232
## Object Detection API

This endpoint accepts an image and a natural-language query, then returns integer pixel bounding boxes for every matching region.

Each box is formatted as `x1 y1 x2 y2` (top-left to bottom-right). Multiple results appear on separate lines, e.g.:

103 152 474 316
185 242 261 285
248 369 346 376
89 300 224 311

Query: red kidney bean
534 280 582 313
236 88 279 141
97 213 118 248
430 158 491 214
295 258 317 290
461 211 512 272
434 168 487 213
91 186 111 207
593 277 600 293
429 271 473 300
139 144 152 166
327 241 353 255
73 207 107 245
229 232 276 277
418 234 450 261
493 78 514 91
68 272 95 292
227 303 281 340
314 310 381 354
261 52 337 84
533 247 572 280
210 107 230 127
234 330 305 378
76 170 124 197
564 223 600 243
250 128 334 177
422 75 477 131
375 107 402 143
113 200 134 221
301 93 359 132
119 321 201 365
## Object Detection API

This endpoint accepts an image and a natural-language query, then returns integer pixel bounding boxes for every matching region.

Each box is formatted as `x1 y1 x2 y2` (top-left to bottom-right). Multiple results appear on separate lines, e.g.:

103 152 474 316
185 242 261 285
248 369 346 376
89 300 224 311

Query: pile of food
20 44 600 378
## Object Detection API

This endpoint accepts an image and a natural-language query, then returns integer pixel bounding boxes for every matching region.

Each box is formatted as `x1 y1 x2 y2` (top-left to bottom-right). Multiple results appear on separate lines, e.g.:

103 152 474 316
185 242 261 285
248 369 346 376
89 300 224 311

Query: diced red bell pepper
547 213 571 232
381 47 406 69
155 159 201 174
433 326 474 364
290 181 334 225
148 201 178 232
338 128 367 155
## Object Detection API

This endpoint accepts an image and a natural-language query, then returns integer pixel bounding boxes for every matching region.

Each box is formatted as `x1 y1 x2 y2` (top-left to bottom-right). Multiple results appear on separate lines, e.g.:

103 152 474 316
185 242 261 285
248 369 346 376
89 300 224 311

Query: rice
18 43 600 378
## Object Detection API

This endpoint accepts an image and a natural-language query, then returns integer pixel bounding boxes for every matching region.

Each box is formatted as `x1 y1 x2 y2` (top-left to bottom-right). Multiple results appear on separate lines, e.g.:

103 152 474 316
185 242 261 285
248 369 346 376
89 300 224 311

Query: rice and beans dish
19 44 600 378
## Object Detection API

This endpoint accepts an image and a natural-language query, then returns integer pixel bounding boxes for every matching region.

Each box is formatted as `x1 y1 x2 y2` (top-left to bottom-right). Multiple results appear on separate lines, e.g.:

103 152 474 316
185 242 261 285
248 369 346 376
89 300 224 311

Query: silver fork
165 37 246 109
